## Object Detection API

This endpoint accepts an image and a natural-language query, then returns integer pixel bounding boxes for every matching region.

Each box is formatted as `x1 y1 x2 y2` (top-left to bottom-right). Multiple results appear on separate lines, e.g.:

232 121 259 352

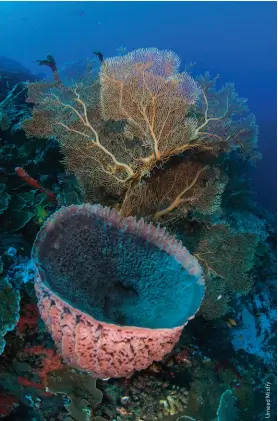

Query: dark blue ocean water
0 1 276 211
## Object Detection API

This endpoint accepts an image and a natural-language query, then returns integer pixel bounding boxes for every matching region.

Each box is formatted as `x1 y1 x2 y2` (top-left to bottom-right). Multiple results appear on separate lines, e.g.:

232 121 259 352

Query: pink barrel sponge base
35 277 185 379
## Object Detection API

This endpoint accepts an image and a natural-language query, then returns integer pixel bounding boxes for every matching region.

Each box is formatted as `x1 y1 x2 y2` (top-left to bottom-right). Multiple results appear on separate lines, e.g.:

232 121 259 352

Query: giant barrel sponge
32 204 205 378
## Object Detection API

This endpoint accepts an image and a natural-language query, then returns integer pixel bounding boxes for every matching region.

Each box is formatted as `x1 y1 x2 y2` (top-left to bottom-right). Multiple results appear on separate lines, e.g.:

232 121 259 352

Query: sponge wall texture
33 204 204 378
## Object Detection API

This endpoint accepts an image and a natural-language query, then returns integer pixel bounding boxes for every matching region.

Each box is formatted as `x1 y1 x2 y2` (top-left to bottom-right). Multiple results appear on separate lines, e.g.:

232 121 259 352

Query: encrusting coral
0 276 20 354
46 367 105 421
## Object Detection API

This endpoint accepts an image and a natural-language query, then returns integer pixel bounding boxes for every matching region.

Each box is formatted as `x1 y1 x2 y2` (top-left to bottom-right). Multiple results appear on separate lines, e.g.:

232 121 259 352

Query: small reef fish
93 51 104 63
228 318 237 326
15 167 57 204
225 318 237 328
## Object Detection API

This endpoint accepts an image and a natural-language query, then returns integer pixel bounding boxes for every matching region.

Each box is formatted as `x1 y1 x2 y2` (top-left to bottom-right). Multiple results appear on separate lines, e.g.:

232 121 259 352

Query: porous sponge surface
33 205 204 329
33 204 204 377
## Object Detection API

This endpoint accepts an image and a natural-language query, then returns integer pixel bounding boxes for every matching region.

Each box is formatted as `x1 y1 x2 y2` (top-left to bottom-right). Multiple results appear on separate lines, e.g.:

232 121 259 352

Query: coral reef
99 371 191 420
0 97 61 234
231 304 276 365
23 48 259 213
0 47 275 421
229 244 276 370
21 47 266 325
216 389 238 421
0 62 63 237
181 211 268 319
0 276 20 354
46 367 105 421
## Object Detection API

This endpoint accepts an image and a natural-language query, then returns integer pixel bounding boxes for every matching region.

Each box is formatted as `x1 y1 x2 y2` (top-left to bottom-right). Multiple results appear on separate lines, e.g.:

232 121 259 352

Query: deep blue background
0 1 276 212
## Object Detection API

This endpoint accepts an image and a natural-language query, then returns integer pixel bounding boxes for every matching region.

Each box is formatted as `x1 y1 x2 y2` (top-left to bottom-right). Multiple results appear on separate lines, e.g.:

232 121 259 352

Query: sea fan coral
196 213 267 319
23 48 259 220
120 161 227 221
32 204 204 378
